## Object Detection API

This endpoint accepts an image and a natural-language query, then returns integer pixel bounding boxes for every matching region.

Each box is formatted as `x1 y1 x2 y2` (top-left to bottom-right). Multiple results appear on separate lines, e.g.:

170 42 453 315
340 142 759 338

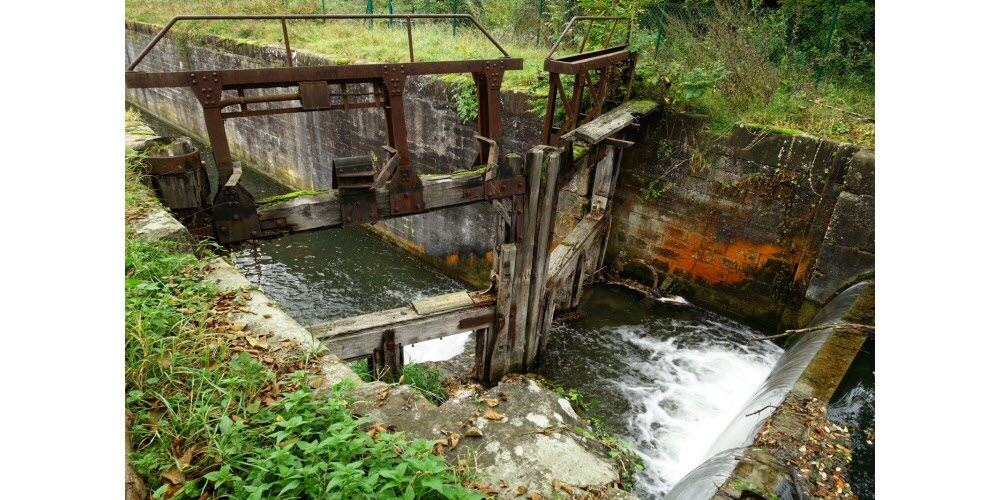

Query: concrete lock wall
124 21 543 286
125 22 874 328
607 112 874 329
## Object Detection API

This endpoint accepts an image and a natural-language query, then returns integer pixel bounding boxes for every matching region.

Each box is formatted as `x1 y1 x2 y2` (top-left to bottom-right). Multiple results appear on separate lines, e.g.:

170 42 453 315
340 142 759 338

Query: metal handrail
127 14 512 72
545 16 632 60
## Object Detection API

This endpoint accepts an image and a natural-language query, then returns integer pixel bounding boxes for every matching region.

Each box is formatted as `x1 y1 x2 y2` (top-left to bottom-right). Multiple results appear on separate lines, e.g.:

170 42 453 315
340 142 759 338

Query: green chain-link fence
288 0 872 87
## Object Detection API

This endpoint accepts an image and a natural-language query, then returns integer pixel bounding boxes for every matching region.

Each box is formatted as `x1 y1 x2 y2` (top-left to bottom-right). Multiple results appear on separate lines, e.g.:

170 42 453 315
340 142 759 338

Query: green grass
348 359 448 405
125 128 478 498
125 0 874 145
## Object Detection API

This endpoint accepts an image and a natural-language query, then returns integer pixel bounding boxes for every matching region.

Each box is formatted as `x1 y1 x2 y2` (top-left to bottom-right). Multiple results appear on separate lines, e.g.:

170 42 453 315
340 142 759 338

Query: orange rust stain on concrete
655 226 797 285
484 251 494 264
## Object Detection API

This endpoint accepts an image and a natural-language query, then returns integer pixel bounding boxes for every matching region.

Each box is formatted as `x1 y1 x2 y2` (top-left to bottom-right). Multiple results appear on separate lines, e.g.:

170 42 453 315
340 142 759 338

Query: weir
127 14 656 385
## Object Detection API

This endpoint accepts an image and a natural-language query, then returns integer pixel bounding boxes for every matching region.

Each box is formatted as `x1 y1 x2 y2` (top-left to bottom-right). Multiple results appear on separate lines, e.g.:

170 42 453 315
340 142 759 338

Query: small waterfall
665 281 872 499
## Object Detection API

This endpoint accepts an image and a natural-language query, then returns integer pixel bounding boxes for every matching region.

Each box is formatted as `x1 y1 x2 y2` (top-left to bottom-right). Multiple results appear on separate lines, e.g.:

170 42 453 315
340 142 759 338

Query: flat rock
354 377 622 498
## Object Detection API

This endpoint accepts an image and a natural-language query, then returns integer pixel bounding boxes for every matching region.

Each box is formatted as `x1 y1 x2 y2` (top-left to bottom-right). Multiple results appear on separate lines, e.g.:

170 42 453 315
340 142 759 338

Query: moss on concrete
258 190 328 207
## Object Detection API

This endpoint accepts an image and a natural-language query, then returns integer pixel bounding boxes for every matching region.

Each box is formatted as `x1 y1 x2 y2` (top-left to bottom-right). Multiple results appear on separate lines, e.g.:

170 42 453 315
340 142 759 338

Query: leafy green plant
450 79 479 124
402 363 448 405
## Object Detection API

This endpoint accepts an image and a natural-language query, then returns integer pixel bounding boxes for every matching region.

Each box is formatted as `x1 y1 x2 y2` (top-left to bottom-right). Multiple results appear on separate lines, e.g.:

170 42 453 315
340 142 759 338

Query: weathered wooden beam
310 291 496 361
568 99 657 145
547 213 608 287
484 243 516 382
257 169 491 235
524 148 562 366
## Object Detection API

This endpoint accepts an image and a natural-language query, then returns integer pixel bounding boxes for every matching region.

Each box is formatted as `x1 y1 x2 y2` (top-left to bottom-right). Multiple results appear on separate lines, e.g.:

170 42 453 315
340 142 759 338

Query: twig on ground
750 322 874 342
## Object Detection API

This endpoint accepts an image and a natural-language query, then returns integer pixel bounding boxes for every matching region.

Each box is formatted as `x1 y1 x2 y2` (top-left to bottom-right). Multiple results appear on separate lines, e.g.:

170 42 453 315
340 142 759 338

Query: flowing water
537 286 783 498
828 336 875 499
138 108 815 497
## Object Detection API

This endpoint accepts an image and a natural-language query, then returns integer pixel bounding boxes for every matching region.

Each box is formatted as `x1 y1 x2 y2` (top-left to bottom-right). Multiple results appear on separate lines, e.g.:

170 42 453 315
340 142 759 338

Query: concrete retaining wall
608 112 874 329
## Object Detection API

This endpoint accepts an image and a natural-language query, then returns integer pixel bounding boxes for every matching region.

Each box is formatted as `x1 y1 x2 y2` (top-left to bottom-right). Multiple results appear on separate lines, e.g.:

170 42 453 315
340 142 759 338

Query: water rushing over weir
139 110 794 497
538 286 782 497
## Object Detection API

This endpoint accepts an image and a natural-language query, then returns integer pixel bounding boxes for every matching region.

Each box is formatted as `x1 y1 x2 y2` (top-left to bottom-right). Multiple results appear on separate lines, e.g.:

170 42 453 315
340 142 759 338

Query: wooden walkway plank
568 99 657 145
311 292 496 361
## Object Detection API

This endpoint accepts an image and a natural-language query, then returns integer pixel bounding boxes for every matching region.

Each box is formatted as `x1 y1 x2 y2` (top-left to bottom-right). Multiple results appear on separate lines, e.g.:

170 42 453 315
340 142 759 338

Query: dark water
828 336 875 499
538 286 782 497
137 108 466 325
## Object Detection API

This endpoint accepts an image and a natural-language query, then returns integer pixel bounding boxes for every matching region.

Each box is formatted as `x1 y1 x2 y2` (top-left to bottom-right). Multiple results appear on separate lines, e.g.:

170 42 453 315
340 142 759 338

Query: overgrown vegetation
349 359 449 405
125 0 873 145
125 145 476 498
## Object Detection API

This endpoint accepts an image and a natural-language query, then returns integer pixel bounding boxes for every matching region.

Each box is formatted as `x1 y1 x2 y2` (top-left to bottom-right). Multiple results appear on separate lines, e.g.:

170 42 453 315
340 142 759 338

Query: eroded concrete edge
711 282 874 499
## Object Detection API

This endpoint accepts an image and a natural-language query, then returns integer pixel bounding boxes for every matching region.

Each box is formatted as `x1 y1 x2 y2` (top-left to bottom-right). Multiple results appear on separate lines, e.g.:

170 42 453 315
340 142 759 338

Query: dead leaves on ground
483 410 504 421
742 397 858 499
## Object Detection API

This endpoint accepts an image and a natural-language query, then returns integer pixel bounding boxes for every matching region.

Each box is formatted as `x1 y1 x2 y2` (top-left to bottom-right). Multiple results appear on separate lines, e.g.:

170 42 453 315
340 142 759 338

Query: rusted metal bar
406 16 415 62
604 19 619 48
578 19 594 53
281 18 293 67
545 16 629 60
126 14 512 71
127 60 523 89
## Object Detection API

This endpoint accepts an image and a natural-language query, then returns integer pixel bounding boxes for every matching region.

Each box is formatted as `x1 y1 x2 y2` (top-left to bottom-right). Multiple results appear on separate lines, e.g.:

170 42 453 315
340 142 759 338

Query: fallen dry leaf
309 377 325 389
449 432 461 449
485 398 500 407
514 486 528 497
528 493 542 500
177 308 195 314
160 467 185 485
247 336 269 349
464 426 484 438
230 321 247 332
483 410 504 421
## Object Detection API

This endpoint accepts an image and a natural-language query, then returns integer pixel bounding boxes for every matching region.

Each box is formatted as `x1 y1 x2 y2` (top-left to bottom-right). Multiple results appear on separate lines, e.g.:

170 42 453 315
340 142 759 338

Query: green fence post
815 4 840 86
388 0 394 28
536 0 543 45
321 0 326 15
366 0 374 29
453 0 458 36
654 14 664 55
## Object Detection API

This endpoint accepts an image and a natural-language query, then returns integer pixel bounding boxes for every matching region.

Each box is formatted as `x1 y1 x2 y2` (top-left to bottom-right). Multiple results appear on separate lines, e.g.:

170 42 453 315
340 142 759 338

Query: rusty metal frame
541 16 638 146
126 14 523 243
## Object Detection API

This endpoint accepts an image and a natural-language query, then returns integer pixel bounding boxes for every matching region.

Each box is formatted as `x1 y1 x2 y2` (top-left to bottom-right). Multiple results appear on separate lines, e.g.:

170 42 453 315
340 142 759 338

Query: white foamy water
403 331 472 363
613 323 782 496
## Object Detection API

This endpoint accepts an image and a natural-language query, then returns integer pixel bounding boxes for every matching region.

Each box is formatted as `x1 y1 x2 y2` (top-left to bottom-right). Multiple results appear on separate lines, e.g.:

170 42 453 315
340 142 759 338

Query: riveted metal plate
484 175 526 200
299 81 332 110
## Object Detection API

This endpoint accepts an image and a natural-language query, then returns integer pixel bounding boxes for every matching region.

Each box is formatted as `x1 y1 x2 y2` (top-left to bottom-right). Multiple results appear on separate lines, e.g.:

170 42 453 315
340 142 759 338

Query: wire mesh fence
280 0 872 91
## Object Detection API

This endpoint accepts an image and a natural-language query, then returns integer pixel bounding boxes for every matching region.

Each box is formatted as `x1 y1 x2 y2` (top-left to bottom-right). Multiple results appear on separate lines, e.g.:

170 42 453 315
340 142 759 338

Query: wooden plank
257 169 489 235
524 148 561 366
311 297 496 361
485 243 517 382
411 291 474 315
508 147 545 374
547 213 608 287
570 100 657 145
590 148 615 214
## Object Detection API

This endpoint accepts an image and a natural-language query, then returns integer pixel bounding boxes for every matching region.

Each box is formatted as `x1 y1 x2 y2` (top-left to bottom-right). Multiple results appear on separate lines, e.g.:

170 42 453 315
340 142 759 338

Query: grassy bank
125 148 478 498
124 0 873 144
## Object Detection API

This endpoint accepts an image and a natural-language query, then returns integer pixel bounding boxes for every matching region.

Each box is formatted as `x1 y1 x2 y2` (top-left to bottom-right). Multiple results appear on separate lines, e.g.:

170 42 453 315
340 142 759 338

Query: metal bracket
333 156 380 226
484 176 526 200
371 146 401 191
144 149 202 175
213 163 261 244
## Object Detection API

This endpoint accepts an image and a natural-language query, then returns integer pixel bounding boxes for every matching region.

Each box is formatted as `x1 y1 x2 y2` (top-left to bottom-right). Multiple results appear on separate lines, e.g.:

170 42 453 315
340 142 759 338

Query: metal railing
545 15 633 60
126 13 512 72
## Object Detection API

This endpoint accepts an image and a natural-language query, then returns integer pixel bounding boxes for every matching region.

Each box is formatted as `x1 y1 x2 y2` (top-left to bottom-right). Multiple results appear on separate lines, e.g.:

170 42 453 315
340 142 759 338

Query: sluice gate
126 14 656 384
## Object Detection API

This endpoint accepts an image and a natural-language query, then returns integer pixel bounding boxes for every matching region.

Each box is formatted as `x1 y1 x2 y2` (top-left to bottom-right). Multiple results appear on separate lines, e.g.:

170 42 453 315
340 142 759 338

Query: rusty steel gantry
126 14 524 244
126 14 653 385
541 16 638 147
